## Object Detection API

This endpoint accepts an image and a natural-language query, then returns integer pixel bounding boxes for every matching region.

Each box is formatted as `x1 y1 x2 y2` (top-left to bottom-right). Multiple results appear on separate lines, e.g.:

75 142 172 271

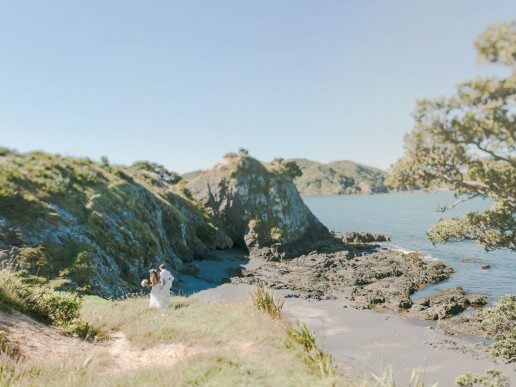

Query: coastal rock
340 231 390 244
186 153 332 258
232 248 454 310
404 287 488 320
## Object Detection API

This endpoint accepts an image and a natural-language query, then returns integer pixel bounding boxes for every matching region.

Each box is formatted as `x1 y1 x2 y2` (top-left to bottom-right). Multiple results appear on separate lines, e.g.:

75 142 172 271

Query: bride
149 269 162 308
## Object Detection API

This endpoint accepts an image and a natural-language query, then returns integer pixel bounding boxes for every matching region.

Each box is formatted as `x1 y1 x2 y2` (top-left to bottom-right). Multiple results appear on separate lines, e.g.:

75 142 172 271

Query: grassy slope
1 294 354 386
0 152 230 296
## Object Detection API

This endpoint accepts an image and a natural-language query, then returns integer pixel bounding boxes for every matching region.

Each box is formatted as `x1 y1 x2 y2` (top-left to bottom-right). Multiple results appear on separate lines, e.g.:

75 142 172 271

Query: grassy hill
0 151 232 297
0 270 352 386
289 159 388 196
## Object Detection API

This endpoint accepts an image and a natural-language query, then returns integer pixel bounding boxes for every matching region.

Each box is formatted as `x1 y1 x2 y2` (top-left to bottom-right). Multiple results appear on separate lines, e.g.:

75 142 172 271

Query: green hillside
289 158 388 195
0 151 232 297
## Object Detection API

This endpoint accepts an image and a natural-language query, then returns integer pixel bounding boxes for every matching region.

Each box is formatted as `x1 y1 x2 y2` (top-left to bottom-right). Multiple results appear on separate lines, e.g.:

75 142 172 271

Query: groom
159 263 174 307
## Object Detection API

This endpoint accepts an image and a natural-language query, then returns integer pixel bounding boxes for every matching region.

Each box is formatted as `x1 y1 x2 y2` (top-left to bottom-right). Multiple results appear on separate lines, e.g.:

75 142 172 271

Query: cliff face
186 154 331 258
0 152 232 297
290 159 388 195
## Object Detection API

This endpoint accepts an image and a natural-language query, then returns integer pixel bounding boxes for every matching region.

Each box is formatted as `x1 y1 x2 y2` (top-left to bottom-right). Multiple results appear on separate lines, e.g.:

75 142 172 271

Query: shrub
0 271 80 325
0 330 18 357
481 295 516 361
63 318 105 341
250 286 283 319
0 271 103 341
455 368 509 387
270 227 284 241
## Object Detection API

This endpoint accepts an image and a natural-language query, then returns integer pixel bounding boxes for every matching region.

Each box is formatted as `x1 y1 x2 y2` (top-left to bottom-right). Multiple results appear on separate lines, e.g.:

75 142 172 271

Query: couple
149 264 174 309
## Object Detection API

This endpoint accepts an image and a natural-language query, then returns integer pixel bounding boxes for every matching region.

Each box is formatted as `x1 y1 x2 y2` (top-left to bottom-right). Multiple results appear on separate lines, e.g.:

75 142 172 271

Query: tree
386 20 515 251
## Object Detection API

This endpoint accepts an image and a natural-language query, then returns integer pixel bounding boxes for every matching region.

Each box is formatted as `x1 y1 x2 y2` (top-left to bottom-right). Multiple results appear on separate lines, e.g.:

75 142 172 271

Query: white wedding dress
149 284 163 308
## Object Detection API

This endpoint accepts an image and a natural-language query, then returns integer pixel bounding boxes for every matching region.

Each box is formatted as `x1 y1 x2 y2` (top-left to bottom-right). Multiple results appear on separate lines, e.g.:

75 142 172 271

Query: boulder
405 287 488 320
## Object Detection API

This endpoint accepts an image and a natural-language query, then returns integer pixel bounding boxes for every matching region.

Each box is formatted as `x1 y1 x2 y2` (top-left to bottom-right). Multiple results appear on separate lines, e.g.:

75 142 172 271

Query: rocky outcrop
0 152 232 297
186 154 332 258
233 249 454 309
404 287 488 320
340 231 390 244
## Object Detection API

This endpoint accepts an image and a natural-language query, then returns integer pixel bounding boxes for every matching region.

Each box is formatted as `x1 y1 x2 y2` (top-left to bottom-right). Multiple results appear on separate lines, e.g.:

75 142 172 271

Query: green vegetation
0 151 231 296
0 270 102 341
455 368 509 387
387 20 515 251
481 295 516 361
289 322 316 351
270 226 284 241
268 158 303 180
0 295 352 386
250 286 284 319
289 158 388 195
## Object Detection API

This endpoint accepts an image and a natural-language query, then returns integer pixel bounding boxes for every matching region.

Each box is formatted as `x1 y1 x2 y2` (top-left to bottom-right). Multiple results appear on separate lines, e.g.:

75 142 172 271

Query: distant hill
183 158 389 196
288 159 388 195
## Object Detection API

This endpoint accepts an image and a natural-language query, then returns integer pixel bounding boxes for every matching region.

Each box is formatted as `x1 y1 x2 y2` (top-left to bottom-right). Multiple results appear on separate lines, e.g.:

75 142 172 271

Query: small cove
303 191 516 303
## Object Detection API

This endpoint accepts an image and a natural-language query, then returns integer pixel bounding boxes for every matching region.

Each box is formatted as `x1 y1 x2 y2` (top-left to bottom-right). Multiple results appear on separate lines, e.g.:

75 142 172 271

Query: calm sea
303 191 516 302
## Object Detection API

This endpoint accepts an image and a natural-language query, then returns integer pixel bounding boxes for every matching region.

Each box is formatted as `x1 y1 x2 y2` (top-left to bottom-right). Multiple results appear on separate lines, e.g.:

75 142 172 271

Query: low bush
0 270 80 325
0 330 19 357
481 295 516 362
0 270 102 341
455 368 509 387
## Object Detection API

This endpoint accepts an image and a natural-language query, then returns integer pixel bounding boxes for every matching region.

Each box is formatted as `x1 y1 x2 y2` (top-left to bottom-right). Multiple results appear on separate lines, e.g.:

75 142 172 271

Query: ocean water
303 191 516 303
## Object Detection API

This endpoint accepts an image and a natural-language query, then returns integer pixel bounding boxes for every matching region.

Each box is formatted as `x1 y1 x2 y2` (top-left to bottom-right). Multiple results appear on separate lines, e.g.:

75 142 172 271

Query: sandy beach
178 255 516 386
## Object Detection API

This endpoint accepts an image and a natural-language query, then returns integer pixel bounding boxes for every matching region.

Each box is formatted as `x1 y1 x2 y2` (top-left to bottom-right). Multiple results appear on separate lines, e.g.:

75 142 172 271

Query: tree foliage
387 20 515 250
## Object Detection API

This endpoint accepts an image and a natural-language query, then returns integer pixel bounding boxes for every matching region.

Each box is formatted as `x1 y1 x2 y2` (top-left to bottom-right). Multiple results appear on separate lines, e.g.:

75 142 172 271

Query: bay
303 191 516 302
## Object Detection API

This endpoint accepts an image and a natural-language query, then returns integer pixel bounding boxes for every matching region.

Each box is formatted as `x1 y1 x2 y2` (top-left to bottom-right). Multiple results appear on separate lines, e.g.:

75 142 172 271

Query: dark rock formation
186 154 332 258
404 287 488 320
232 249 454 309
340 231 390 244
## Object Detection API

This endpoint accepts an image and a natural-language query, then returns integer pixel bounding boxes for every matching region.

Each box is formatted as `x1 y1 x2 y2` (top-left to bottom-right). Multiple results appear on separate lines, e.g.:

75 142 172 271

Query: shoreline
178 261 515 386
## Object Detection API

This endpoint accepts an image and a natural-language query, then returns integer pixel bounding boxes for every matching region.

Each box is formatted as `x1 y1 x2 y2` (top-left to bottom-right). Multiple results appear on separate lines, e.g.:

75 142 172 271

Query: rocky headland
186 153 332 259
0 149 499 338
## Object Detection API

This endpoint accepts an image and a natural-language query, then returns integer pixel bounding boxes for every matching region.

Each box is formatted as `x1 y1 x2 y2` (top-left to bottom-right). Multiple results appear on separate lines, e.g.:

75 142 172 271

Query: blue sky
0 1 514 173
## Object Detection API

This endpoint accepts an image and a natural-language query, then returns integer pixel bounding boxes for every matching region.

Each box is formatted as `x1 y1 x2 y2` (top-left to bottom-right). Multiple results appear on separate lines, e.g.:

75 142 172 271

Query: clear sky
0 1 514 173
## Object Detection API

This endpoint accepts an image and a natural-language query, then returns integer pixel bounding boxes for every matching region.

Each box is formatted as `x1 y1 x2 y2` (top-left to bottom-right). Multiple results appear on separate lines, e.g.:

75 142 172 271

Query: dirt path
0 311 94 360
1 310 255 377
105 331 193 371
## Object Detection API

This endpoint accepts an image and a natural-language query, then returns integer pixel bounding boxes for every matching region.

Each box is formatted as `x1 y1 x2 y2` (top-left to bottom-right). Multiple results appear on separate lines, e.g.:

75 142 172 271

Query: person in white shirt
159 263 174 308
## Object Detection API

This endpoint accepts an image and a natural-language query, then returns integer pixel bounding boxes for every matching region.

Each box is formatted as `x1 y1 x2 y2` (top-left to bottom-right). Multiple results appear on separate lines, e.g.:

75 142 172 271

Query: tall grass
250 286 283 319
288 322 316 351
0 295 352 386
371 368 437 387
288 322 335 377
